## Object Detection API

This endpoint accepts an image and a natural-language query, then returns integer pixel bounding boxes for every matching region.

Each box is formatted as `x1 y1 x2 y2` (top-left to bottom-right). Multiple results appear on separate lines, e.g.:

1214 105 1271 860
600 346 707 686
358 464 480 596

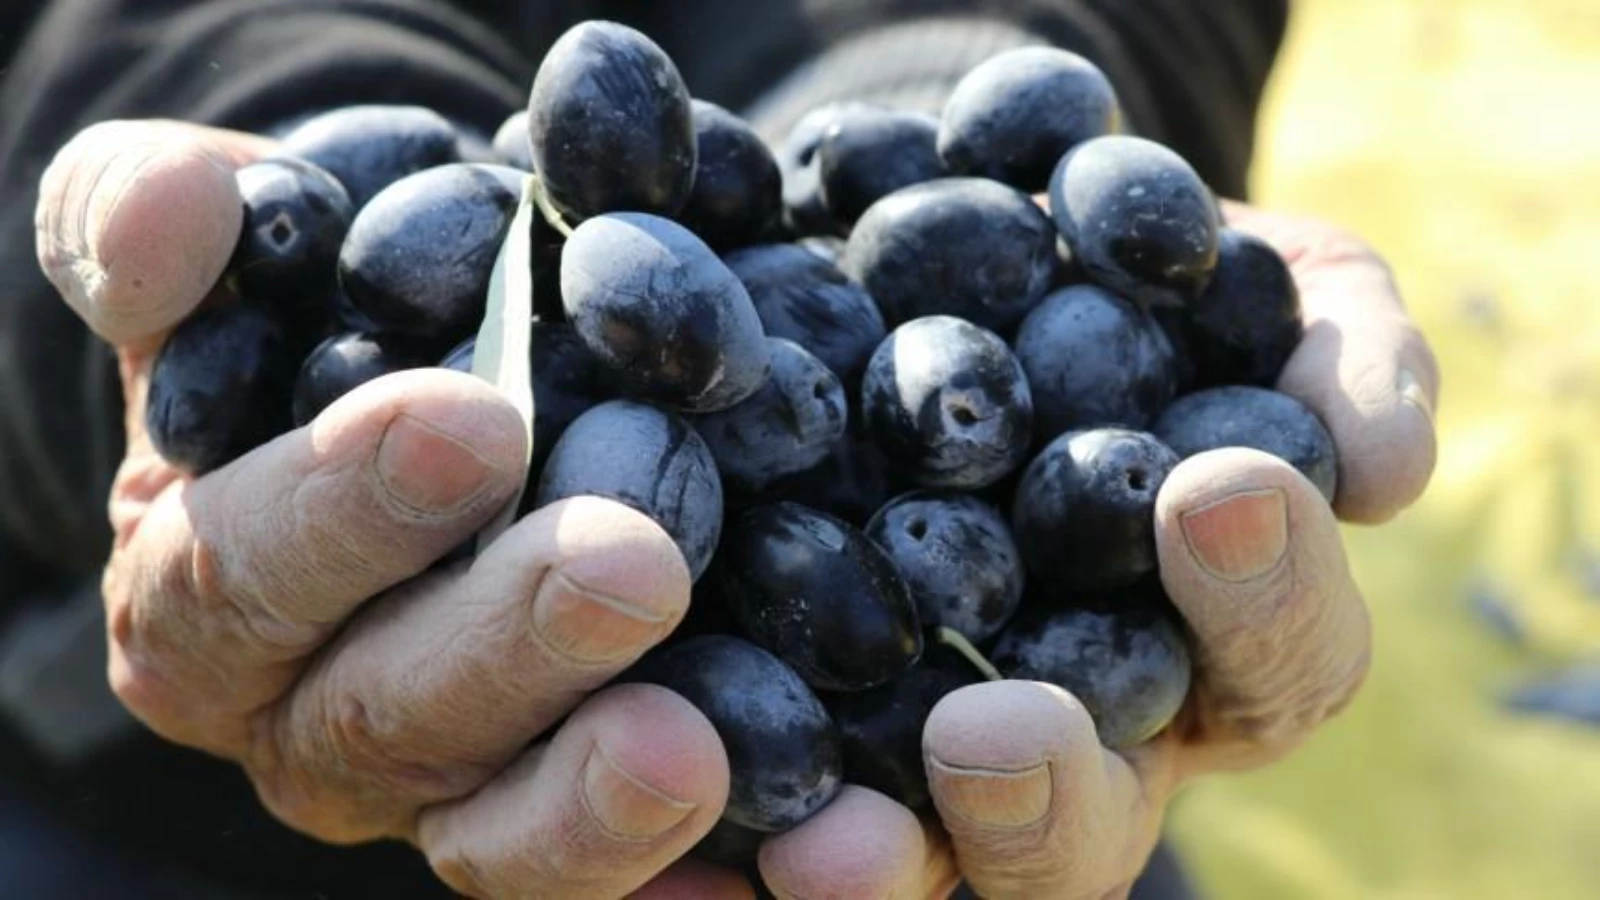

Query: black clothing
0 1 1286 895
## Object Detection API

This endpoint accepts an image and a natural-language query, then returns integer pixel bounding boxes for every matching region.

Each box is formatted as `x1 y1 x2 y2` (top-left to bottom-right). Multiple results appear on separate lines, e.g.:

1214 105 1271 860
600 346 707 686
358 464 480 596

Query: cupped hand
36 120 735 898
650 203 1440 900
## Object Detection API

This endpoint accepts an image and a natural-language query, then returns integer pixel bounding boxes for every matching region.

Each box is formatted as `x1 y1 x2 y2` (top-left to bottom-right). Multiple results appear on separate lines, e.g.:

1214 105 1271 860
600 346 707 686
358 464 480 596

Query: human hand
639 202 1440 900
35 119 739 898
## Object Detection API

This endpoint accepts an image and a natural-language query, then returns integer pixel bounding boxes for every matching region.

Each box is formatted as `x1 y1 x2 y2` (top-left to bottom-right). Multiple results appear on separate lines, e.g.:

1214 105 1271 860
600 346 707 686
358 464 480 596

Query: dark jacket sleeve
639 0 1288 201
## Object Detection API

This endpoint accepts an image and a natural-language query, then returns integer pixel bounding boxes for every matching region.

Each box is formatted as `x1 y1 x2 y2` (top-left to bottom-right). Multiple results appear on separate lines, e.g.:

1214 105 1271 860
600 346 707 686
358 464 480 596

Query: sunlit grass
1166 1 1600 896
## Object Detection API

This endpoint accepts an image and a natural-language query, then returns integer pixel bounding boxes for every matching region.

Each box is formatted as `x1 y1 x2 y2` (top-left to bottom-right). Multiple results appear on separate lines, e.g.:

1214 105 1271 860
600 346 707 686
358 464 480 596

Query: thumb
1154 448 1371 774
34 120 276 364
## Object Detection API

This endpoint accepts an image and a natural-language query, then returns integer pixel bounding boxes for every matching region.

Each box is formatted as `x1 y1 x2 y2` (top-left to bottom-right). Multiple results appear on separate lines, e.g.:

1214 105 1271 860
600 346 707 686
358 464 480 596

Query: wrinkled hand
650 202 1441 900
36 120 737 898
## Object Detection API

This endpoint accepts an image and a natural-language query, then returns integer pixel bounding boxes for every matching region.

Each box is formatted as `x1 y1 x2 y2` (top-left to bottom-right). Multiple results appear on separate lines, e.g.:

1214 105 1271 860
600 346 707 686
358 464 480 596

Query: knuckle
1300 223 1383 273
105 608 173 723
189 502 326 657
103 569 191 735
320 690 495 803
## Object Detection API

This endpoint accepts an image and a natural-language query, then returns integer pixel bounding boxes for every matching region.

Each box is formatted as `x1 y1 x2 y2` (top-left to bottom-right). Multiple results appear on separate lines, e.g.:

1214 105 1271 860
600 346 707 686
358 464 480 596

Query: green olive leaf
472 174 539 553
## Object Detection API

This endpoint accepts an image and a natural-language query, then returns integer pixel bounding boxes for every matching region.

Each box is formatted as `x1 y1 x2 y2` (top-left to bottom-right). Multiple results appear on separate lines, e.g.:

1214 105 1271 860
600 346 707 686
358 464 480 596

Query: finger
259 496 691 841
1226 204 1439 524
631 859 756 900
924 682 1162 900
1154 448 1371 772
417 684 729 900
758 786 956 900
106 370 526 755
35 120 276 354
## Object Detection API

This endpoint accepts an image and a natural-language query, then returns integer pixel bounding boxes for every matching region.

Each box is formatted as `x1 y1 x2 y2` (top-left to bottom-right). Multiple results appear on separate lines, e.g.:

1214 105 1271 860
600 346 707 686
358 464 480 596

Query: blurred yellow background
1166 1 1600 897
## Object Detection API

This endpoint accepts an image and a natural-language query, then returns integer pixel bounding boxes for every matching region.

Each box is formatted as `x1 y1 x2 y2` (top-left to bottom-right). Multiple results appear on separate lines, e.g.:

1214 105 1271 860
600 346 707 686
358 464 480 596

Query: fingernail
927 758 1052 829
582 744 696 841
1180 488 1289 583
1397 368 1433 420
533 570 669 664
375 414 501 517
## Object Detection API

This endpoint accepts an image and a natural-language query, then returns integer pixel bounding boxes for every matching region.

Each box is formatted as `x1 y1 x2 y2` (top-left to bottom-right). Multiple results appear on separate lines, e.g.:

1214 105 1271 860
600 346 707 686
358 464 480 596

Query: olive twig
938 627 1003 682
529 174 576 239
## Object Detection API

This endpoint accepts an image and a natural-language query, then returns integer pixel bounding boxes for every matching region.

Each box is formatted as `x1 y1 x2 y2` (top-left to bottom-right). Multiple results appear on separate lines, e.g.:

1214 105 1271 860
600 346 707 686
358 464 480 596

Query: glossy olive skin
1012 428 1180 593
278 105 464 209
722 243 886 391
817 109 944 226
842 177 1057 331
719 503 923 692
629 635 843 832
776 101 887 236
534 400 723 581
527 20 696 222
338 163 524 343
865 491 1024 644
993 594 1192 749
561 212 771 412
938 46 1121 191
726 243 889 387
1049 135 1221 308
861 316 1034 489
146 301 299 476
1153 386 1338 503
1013 284 1178 441
230 157 353 313
689 338 848 495
678 100 783 249
1183 228 1304 387
826 645 982 810
292 331 436 427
